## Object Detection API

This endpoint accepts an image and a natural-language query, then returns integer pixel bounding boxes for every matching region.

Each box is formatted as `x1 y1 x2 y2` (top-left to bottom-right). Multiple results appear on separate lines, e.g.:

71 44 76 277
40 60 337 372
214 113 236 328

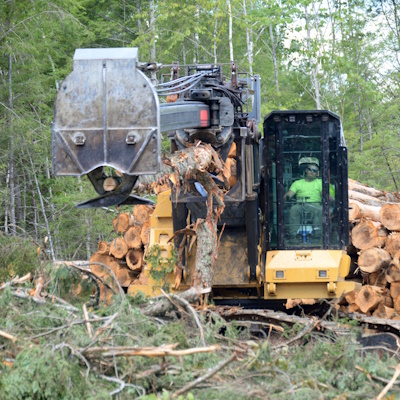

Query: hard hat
299 157 319 167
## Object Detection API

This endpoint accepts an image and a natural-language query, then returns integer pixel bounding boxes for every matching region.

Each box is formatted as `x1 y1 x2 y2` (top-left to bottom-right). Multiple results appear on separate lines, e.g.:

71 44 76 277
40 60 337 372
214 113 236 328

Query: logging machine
52 48 360 302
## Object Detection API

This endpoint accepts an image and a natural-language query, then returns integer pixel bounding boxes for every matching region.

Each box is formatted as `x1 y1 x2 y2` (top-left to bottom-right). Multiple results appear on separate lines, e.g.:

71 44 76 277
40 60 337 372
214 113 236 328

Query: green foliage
0 234 37 282
146 244 177 291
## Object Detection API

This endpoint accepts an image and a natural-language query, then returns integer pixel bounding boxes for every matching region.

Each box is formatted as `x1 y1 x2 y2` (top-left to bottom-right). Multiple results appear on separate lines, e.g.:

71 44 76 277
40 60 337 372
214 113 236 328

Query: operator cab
263 111 349 250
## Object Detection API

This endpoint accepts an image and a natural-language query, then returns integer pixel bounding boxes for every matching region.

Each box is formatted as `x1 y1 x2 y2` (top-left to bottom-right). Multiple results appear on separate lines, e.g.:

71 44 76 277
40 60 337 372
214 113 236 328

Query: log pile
89 205 155 303
343 179 400 318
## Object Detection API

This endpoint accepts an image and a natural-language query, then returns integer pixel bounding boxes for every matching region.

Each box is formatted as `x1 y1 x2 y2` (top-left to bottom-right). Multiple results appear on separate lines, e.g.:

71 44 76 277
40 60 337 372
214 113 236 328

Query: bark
110 237 128 259
269 25 279 97
349 201 381 222
348 179 385 198
243 0 254 76
304 6 321 110
124 226 142 249
380 204 400 231
149 0 157 83
349 190 385 207
227 0 234 62
8 53 16 236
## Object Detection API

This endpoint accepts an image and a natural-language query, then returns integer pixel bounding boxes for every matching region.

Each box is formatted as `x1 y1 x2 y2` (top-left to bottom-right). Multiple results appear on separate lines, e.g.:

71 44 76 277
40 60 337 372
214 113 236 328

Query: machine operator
283 157 334 242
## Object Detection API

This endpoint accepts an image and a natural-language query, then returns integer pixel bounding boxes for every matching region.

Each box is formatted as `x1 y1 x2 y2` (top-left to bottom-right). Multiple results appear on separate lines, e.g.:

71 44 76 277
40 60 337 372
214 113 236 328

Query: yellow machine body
129 190 360 301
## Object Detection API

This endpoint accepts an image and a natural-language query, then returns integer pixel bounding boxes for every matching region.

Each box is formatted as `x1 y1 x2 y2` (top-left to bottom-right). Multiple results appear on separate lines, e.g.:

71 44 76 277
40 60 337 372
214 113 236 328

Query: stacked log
89 204 155 304
343 179 400 318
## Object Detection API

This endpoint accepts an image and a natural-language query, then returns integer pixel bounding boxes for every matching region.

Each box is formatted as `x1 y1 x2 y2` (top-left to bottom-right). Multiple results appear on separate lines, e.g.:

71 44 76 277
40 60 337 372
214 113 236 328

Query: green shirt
289 179 322 203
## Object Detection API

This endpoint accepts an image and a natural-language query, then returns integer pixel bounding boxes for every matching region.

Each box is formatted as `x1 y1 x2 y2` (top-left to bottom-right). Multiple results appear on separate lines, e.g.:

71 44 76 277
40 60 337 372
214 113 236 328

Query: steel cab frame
263 111 349 251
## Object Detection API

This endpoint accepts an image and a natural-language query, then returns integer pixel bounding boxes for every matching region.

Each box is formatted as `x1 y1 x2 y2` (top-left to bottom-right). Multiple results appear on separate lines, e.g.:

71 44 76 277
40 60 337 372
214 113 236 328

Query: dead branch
0 330 17 342
82 343 220 358
376 364 400 400
172 352 237 398
160 288 206 347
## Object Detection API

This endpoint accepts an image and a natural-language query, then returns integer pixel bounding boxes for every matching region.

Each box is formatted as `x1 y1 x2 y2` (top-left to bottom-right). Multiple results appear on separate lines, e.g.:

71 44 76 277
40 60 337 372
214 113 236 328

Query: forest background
0 0 399 268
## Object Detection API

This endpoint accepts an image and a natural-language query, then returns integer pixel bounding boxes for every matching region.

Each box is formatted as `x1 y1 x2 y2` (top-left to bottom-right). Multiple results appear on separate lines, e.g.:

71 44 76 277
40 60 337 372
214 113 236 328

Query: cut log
384 192 400 203
126 249 144 271
227 142 236 158
140 221 151 246
89 253 120 304
390 282 400 302
385 233 400 257
103 177 117 192
358 248 391 274
348 190 384 207
348 179 385 198
124 226 142 249
354 285 389 313
386 263 400 283
368 270 388 287
351 221 387 250
110 237 129 259
116 268 138 287
345 289 359 306
394 296 400 314
89 253 111 278
349 201 381 222
133 205 153 226
372 304 396 319
380 204 400 231
222 157 237 188
113 213 131 233
349 202 360 222
97 241 110 255
392 251 400 267
128 269 149 288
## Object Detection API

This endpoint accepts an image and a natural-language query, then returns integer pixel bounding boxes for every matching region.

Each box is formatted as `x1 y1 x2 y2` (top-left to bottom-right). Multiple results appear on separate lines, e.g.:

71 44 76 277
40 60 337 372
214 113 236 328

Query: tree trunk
8 54 16 236
227 0 234 62
243 0 253 76
304 6 321 110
